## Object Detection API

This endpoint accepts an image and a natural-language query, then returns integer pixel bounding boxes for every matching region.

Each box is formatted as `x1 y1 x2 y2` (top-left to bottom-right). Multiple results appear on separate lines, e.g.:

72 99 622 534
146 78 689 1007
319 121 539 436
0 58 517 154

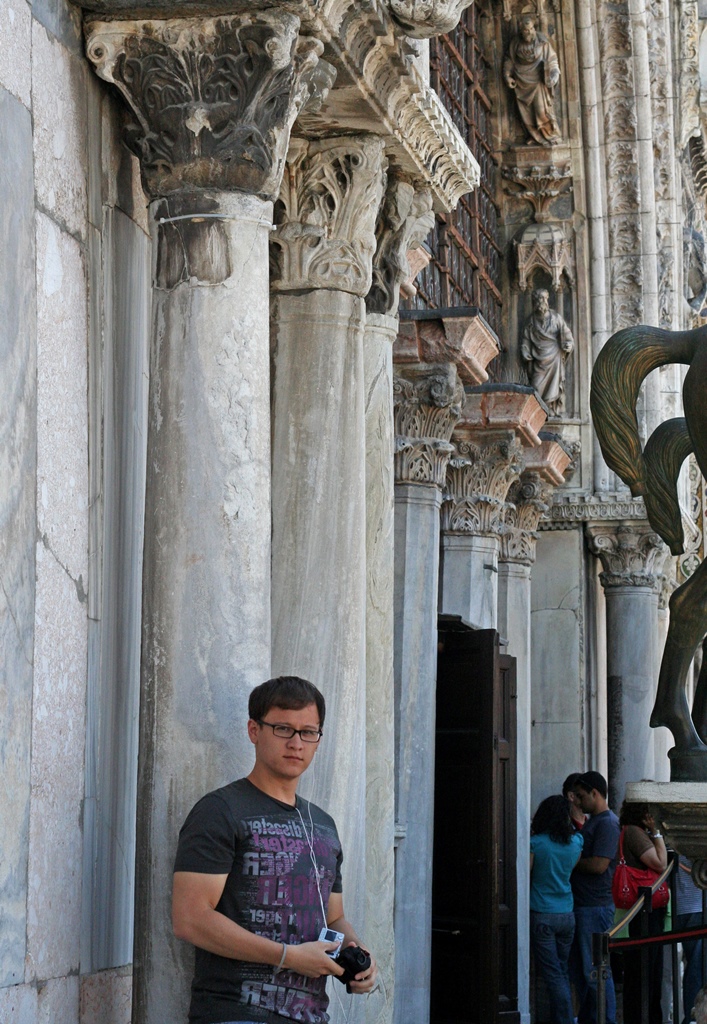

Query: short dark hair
248 676 326 728
562 773 583 797
619 801 650 828
531 795 574 844
575 770 608 799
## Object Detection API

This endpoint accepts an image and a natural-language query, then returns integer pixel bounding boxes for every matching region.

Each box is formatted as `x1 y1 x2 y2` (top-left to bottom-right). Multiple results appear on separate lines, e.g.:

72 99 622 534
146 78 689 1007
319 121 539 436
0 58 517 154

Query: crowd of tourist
529 771 705 1024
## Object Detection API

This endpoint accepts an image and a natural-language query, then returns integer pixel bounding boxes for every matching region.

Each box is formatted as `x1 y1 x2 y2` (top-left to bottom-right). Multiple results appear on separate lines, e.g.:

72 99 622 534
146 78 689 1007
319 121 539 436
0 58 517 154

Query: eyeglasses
256 719 322 743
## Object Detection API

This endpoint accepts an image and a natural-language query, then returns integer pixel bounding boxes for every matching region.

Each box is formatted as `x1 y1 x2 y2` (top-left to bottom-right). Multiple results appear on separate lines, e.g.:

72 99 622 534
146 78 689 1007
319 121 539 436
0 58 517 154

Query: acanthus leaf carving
586 522 665 589
271 135 387 296
441 437 524 537
366 181 434 316
85 14 335 200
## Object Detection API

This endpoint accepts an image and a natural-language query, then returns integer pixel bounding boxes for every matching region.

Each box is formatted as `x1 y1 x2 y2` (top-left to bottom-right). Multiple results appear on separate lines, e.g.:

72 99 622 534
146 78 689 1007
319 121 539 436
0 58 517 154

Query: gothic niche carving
85 14 333 199
520 287 574 417
502 163 572 223
515 221 573 293
503 15 561 146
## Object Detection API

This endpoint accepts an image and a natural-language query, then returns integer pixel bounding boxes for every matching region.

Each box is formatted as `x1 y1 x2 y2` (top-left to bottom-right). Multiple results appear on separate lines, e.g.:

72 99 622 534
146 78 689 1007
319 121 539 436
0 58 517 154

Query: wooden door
431 616 519 1024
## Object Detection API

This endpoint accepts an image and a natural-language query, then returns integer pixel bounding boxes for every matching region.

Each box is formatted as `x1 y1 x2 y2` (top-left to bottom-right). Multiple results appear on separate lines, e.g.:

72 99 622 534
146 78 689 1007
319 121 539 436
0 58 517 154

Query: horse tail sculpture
590 326 703 496
591 325 707 777
643 418 693 556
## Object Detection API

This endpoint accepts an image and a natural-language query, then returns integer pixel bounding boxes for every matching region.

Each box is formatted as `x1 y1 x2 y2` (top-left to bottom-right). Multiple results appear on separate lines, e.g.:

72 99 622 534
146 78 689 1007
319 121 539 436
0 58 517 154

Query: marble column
269 134 387 949
587 523 665 808
498 436 571 1024
392 362 463 1024
86 15 332 1024
439 386 546 629
362 180 433 1024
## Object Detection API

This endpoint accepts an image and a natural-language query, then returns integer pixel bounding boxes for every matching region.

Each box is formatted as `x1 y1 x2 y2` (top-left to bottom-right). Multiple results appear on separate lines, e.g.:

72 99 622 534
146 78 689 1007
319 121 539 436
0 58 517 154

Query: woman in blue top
530 794 584 1024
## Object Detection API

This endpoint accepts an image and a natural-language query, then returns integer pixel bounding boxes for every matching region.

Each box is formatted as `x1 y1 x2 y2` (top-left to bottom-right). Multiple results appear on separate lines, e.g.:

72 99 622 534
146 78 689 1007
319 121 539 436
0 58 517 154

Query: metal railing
594 852 707 1024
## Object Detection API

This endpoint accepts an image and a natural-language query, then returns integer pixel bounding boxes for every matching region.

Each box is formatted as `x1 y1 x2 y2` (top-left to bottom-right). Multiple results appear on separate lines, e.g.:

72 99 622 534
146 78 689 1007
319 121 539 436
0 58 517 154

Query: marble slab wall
0 85 37 991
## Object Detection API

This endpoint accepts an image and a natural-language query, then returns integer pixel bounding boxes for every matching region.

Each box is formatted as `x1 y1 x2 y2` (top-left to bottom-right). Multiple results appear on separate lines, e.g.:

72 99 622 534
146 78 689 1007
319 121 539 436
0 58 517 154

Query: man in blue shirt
569 771 620 1024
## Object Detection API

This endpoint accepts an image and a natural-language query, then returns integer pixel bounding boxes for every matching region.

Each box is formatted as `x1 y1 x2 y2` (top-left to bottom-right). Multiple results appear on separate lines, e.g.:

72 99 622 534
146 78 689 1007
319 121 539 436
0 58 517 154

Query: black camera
333 945 371 992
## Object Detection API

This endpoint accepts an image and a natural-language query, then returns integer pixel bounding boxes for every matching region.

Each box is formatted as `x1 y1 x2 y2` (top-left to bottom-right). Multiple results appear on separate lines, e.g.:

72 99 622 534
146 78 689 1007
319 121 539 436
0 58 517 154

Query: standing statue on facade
591 324 707 781
521 287 574 416
504 15 561 145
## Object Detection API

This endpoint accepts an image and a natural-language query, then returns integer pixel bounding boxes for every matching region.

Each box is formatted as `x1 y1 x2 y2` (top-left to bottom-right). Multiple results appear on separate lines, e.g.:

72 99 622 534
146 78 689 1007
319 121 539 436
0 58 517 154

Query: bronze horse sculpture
591 325 707 780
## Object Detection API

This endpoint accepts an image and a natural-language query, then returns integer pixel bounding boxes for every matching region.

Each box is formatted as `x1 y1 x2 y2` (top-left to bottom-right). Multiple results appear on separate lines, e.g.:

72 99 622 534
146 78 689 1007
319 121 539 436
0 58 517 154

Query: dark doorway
431 616 519 1024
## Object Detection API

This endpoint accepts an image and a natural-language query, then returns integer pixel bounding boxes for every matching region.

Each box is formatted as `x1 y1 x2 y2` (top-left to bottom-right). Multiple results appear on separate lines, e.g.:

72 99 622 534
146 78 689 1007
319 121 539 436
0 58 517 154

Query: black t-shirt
571 808 620 907
174 778 343 1024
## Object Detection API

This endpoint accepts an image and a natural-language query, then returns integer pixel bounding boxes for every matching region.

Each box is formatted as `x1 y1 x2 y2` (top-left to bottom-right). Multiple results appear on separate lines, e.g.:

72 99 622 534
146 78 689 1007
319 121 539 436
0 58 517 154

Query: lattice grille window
406 7 502 339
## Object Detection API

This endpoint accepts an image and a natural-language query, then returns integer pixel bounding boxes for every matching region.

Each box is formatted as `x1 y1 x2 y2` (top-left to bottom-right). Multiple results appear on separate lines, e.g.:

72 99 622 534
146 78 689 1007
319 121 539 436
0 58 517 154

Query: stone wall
0 1 150 1019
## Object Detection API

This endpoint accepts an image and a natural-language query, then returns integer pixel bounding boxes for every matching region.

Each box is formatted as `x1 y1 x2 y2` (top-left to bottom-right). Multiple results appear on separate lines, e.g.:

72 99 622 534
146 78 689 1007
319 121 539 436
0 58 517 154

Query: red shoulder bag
612 827 669 910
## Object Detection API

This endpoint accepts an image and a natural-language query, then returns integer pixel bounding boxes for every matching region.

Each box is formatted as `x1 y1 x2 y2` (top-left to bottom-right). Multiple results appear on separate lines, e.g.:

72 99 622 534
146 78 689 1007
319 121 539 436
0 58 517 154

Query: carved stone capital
85 14 335 200
499 474 553 564
366 181 434 316
441 436 524 537
587 522 665 590
393 364 463 486
270 135 387 296
388 0 474 37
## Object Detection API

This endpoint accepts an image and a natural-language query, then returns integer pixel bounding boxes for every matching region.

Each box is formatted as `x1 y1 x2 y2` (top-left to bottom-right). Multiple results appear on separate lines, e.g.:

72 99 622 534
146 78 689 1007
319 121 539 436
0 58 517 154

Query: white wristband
274 943 288 974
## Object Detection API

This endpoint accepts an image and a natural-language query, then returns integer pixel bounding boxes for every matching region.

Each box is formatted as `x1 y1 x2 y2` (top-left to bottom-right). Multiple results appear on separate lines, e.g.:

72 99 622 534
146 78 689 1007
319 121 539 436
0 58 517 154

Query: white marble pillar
498 440 570 1024
86 16 331 1024
392 363 462 1024
270 135 387 963
362 181 434 1024
587 523 665 808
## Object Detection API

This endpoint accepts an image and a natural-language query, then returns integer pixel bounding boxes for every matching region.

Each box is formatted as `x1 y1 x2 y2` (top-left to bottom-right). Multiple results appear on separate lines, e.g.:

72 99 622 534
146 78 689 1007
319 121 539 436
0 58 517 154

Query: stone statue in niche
520 287 573 415
504 15 561 145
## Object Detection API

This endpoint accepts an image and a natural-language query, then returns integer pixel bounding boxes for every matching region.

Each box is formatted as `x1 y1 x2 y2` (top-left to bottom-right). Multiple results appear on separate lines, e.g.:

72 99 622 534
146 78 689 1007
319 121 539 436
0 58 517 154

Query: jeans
531 910 576 1024
569 904 617 1024
675 912 705 1024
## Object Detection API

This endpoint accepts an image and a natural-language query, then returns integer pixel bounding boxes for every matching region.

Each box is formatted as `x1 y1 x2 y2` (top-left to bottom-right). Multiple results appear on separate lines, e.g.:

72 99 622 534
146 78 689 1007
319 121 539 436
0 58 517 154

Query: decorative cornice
393 364 463 486
297 3 479 211
85 14 334 200
441 437 524 537
542 496 648 527
387 0 474 37
270 135 387 296
366 181 434 316
586 522 665 590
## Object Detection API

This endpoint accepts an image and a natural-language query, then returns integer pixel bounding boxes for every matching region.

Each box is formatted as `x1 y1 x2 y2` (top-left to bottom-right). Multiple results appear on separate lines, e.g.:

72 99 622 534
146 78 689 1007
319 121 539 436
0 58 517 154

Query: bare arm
327 892 378 994
574 855 611 875
172 872 343 979
639 839 667 873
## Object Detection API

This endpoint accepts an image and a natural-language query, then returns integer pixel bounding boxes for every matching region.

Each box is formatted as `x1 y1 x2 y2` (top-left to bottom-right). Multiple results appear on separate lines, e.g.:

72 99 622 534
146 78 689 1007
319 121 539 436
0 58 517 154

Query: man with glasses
172 675 377 1024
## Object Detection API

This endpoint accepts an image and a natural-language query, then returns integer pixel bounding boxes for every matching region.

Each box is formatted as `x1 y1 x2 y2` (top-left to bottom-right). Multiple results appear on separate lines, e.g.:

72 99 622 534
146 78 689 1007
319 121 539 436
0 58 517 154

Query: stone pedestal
270 134 387 953
85 15 331 1023
393 363 462 1024
588 523 665 808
